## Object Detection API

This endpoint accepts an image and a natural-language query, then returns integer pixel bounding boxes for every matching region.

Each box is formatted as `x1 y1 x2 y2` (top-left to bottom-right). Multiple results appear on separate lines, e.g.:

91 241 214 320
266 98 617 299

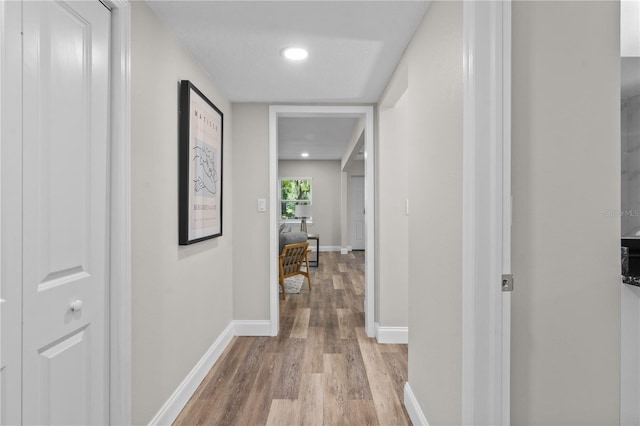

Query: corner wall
511 1 621 423
406 3 463 423
377 90 409 329
377 1 464 423
232 103 272 321
131 3 234 423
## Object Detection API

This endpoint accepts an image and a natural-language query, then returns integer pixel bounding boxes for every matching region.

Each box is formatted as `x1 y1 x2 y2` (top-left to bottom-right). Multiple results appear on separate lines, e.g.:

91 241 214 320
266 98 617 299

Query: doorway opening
269 106 375 337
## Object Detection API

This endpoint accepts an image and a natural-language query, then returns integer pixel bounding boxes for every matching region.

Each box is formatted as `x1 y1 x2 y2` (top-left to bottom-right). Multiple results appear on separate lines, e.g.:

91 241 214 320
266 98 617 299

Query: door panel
21 1 110 424
38 327 90 425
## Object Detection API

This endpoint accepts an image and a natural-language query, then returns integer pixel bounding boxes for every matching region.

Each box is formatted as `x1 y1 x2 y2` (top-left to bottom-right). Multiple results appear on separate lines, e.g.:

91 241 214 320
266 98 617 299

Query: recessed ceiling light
282 47 308 61
301 152 309 158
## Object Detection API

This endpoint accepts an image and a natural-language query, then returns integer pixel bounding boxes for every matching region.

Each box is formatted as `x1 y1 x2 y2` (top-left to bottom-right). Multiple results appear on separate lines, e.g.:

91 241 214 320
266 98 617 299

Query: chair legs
304 251 312 291
278 244 313 300
279 276 286 300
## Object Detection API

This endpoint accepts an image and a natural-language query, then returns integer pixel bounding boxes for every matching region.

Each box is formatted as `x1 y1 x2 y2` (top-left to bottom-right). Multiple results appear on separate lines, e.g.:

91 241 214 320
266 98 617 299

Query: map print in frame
179 80 223 244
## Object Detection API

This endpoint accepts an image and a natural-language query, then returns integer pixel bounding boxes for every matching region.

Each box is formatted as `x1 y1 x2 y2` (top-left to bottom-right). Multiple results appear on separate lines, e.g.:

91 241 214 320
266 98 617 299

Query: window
280 177 312 221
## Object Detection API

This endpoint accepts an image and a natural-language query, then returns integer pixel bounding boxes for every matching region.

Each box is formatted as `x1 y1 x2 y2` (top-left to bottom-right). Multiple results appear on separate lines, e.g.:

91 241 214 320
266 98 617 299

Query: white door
350 176 365 250
20 1 111 424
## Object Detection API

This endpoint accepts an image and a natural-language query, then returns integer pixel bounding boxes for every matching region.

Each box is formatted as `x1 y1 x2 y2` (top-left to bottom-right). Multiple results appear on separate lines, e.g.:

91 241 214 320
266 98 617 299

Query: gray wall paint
511 1 621 424
230 105 359 324
378 1 464 423
407 3 463 423
347 160 365 176
377 90 409 328
131 2 234 423
232 104 271 320
279 160 342 247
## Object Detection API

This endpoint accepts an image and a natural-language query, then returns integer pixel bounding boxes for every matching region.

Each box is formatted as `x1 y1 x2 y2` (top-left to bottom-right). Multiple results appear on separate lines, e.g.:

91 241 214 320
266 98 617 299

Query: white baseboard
404 382 430 426
234 320 272 336
149 322 235 425
375 322 409 344
319 245 341 252
340 247 349 254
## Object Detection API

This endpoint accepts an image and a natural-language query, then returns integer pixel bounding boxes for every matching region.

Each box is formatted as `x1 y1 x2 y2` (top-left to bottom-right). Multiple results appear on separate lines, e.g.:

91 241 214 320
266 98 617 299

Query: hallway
173 252 410 425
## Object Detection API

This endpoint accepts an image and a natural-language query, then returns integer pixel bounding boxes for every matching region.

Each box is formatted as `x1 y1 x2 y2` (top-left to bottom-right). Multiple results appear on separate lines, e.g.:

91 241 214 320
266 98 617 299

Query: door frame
461 1 512 425
268 105 376 337
106 1 132 425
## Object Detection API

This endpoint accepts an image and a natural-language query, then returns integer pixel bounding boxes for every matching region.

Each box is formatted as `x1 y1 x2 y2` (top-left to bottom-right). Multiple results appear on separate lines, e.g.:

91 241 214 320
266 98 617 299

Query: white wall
279 160 342 247
378 2 464 423
407 3 463 423
511 1 620 424
131 3 234 423
232 103 271 321
377 90 409 329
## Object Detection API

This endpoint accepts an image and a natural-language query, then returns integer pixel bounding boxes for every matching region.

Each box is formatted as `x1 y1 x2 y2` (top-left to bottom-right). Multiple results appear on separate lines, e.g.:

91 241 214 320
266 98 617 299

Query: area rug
279 274 307 294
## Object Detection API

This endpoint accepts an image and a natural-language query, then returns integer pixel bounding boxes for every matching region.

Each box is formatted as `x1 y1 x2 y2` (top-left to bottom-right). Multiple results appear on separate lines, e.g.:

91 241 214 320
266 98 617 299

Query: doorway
269 106 375 337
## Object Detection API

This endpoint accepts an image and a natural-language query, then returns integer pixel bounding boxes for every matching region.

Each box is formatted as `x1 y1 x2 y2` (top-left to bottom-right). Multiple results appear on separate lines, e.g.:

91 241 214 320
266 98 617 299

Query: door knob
70 300 83 312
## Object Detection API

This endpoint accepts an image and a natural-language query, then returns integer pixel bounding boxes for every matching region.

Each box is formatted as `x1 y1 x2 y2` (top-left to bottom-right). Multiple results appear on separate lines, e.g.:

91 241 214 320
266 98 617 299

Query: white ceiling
146 1 429 160
621 0 640 57
145 0 430 103
278 117 360 160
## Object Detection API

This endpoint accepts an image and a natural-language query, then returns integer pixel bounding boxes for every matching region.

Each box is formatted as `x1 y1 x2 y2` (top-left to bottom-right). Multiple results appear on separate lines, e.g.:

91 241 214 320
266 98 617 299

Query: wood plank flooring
174 251 410 426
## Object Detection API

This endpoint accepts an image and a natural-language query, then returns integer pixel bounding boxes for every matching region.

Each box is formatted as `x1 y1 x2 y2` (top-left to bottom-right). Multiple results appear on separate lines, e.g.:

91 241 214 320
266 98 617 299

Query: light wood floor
173 251 411 426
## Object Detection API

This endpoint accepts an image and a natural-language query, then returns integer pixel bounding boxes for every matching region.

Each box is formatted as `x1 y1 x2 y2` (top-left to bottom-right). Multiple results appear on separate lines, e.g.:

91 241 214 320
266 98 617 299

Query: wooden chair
278 242 312 300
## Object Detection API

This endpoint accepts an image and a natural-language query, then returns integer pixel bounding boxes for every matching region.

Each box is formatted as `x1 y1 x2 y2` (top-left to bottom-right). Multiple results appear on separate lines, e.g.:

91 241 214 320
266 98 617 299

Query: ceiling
278 117 360 160
146 1 429 160
146 1 430 104
621 0 640 57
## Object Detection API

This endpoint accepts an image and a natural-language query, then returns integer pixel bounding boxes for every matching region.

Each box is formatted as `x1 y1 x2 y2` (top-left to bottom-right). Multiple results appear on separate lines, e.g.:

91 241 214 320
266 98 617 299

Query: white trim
0 2 23 423
233 320 272 336
269 107 279 336
340 247 349 255
462 1 510 425
363 107 375 337
318 245 341 252
107 1 132 425
148 322 235 426
269 105 376 338
374 323 408 344
501 2 512 424
404 383 430 426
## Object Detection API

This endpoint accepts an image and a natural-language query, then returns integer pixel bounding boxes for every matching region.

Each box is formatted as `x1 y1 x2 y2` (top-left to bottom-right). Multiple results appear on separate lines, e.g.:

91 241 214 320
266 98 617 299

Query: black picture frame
179 80 224 244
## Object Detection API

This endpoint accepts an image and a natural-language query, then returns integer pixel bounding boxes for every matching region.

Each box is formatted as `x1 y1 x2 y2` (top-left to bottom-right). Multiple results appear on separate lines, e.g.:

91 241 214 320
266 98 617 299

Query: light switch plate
257 198 266 212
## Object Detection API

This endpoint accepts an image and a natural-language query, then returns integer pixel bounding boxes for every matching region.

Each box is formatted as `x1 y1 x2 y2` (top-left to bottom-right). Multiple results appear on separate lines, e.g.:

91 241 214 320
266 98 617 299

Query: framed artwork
179 80 223 244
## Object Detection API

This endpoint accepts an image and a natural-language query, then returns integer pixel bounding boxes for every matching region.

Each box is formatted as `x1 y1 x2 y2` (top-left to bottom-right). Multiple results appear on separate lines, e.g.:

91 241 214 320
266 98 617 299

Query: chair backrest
279 231 308 255
280 242 309 276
